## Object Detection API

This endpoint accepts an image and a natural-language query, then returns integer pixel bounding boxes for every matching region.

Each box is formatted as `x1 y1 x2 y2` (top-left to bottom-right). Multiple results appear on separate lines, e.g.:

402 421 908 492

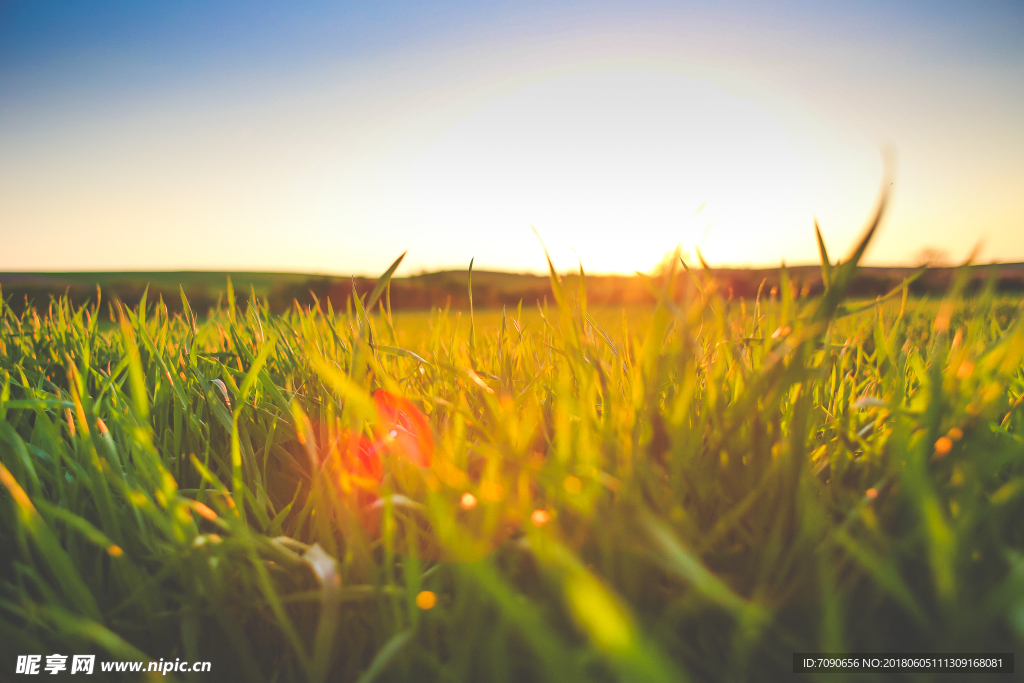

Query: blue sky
1 1 1021 274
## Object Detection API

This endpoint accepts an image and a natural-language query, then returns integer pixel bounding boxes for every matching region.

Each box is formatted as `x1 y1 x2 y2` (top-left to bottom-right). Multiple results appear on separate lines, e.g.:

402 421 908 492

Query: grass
2 210 1024 682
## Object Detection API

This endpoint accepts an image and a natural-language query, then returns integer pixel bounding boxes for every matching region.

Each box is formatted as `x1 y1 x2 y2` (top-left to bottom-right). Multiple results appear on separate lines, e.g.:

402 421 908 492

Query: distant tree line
2 264 1022 317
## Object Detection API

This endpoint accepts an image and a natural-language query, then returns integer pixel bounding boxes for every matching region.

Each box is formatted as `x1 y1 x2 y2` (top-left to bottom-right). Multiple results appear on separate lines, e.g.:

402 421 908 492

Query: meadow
2 211 1024 681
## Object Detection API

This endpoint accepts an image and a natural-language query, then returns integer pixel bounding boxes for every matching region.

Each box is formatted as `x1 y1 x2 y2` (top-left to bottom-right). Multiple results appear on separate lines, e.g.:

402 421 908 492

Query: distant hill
2 263 1023 315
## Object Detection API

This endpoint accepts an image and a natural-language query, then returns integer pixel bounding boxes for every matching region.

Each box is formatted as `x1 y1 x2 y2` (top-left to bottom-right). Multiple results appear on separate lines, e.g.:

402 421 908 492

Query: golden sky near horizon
0 1 1021 276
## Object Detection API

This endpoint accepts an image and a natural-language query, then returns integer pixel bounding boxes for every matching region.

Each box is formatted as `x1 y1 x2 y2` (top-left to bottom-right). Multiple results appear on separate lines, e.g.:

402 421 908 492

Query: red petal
340 430 383 481
373 390 434 467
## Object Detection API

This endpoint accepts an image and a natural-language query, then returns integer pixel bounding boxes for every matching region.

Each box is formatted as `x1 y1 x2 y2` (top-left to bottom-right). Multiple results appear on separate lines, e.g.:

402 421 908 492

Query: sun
408 67 809 272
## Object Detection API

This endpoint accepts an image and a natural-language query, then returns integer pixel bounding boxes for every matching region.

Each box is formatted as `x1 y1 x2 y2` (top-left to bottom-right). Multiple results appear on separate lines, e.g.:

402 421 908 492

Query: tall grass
2 214 1024 681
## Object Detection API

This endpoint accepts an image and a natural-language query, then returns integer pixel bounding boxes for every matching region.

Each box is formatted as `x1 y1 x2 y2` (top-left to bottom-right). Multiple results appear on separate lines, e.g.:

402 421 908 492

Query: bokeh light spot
416 591 437 610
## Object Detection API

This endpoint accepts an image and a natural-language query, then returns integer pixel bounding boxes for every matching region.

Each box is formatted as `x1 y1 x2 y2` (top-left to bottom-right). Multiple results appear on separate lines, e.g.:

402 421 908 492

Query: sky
0 0 1021 276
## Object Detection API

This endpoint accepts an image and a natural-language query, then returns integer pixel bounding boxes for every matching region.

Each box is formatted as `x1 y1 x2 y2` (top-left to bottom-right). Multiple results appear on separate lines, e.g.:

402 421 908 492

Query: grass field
2 213 1024 681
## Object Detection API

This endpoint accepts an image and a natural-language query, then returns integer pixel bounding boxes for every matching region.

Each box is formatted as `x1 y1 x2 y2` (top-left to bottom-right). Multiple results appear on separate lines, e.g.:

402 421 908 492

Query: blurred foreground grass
2 216 1024 682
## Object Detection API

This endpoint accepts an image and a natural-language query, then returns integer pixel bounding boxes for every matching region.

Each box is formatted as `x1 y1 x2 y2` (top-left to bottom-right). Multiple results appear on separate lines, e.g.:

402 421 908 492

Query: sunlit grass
2 213 1024 681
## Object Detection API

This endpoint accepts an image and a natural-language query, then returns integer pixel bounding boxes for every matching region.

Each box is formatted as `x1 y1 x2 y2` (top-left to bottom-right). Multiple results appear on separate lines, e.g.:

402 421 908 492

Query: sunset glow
410 69 814 273
0 1 1020 274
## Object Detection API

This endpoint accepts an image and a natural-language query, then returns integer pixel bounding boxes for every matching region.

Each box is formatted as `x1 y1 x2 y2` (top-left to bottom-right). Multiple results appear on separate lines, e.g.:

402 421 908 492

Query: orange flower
334 391 433 482
372 390 434 468
339 430 383 482
335 391 434 540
